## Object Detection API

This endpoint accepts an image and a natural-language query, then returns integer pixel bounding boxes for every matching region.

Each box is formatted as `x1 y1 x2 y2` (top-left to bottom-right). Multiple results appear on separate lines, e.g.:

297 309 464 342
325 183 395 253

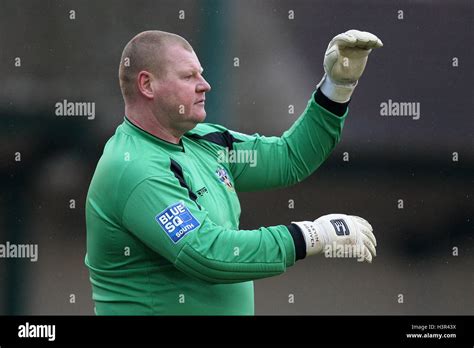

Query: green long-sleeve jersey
85 90 348 315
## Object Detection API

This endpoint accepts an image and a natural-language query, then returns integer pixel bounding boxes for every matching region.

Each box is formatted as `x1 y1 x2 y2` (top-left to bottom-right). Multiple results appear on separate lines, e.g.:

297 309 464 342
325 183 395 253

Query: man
85 29 382 315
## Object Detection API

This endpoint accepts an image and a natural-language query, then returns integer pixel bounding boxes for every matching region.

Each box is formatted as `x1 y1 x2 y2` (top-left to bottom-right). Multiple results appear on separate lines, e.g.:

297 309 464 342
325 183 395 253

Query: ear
137 71 155 99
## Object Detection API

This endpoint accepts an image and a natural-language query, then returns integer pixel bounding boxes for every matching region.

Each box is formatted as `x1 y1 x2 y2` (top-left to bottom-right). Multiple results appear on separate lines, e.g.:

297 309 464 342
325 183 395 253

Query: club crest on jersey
155 202 200 243
215 166 234 191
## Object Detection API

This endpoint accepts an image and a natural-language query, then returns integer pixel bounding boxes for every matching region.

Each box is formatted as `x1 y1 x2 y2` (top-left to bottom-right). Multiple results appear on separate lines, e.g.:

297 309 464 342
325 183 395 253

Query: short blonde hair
118 30 193 102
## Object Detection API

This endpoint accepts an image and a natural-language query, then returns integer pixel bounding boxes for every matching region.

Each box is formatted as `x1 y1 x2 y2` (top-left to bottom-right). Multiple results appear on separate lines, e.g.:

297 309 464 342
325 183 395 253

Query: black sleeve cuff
314 88 350 117
287 224 307 261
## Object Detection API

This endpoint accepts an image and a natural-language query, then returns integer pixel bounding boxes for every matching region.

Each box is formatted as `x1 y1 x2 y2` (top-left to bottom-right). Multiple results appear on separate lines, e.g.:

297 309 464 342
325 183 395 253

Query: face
152 45 211 133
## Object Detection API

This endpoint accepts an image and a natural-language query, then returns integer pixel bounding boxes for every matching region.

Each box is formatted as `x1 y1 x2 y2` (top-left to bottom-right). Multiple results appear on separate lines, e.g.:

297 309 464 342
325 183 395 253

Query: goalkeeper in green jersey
85 29 382 315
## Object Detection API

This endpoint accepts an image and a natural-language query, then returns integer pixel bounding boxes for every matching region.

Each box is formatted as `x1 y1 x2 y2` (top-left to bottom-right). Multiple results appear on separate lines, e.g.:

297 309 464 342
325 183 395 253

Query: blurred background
0 0 472 315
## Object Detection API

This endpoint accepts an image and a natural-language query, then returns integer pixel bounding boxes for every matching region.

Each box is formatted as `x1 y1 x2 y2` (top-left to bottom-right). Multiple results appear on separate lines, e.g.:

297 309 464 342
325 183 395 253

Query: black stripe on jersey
187 130 243 150
169 159 201 209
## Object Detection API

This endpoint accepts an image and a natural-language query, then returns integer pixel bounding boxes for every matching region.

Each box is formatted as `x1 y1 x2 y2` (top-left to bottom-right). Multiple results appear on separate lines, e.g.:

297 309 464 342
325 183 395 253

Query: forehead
164 44 202 72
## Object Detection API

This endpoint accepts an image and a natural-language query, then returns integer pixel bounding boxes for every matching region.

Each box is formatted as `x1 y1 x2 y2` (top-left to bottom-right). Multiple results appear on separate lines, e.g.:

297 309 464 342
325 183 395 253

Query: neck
125 103 182 144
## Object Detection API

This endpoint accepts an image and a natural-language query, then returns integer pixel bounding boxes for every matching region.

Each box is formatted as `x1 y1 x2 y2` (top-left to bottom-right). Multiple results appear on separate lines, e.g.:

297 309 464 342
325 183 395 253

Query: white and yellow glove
317 30 383 103
293 214 377 263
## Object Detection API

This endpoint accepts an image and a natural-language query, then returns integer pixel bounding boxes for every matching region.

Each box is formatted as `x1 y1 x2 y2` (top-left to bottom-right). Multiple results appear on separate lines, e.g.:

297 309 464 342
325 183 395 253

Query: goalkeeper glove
293 214 377 263
317 29 383 103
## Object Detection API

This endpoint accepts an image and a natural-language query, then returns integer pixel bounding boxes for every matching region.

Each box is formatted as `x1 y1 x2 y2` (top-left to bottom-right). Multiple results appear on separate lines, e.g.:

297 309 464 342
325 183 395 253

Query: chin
183 114 206 132
193 111 207 123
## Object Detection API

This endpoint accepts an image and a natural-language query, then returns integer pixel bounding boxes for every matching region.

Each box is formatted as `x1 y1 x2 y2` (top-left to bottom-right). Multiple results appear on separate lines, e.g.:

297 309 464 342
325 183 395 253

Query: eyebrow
180 67 204 75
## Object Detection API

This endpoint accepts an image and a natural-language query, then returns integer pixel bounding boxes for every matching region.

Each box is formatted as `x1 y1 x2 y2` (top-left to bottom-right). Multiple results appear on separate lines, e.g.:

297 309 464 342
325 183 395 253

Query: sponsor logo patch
155 202 200 243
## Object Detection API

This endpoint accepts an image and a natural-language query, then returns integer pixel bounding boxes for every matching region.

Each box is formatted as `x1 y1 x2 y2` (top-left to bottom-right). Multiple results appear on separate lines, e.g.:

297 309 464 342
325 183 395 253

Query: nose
196 76 211 93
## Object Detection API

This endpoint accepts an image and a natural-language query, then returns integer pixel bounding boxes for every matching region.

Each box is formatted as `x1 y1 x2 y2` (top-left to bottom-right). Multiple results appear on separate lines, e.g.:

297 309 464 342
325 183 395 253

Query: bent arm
230 89 348 191
122 175 305 284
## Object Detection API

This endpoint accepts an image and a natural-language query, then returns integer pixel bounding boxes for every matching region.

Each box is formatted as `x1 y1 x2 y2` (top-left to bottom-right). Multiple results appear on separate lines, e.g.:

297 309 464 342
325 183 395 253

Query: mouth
195 98 205 105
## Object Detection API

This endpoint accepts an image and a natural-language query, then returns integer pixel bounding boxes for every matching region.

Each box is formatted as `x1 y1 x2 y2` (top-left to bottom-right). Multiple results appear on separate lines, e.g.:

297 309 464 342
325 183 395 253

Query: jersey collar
123 117 185 152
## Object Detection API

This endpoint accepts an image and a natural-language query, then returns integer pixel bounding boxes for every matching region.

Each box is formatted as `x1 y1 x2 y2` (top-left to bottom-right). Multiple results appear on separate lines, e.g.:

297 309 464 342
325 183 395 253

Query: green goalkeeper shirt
85 90 348 315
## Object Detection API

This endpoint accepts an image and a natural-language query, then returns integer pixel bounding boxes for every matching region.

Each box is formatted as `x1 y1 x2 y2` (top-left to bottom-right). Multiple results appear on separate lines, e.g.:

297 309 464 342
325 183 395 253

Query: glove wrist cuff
317 74 357 103
291 221 325 256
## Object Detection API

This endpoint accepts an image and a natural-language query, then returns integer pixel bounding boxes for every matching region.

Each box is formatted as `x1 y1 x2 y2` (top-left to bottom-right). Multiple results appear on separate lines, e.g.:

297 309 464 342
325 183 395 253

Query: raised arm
230 29 383 191
229 90 348 191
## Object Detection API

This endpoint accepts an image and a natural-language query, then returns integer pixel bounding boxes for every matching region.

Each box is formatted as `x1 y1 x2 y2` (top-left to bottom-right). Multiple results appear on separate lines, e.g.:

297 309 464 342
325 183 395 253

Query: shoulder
98 126 172 186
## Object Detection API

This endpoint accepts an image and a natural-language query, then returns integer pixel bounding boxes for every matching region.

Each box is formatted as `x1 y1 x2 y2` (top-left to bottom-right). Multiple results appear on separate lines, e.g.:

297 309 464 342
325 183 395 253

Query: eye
184 75 193 80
